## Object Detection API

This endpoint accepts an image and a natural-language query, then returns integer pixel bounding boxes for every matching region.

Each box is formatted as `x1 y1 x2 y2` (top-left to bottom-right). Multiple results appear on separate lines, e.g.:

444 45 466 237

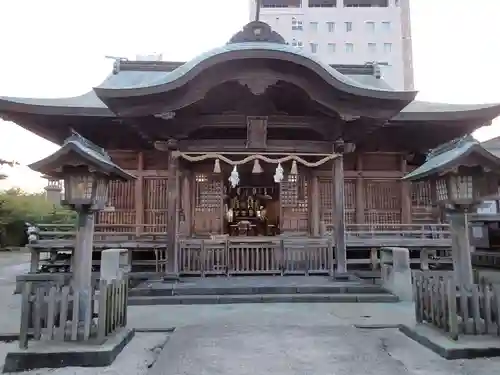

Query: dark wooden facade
2 20 500 275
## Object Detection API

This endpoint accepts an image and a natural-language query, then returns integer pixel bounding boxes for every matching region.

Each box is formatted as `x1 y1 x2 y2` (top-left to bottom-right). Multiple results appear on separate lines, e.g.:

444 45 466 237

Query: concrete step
129 284 387 297
128 293 399 306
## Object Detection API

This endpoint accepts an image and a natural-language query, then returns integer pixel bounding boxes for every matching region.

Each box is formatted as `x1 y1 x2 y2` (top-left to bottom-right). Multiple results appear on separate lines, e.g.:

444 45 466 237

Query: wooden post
355 153 364 224
181 172 192 237
72 209 94 320
333 155 347 274
400 155 412 223
449 211 473 285
166 142 179 278
310 175 320 236
135 151 144 236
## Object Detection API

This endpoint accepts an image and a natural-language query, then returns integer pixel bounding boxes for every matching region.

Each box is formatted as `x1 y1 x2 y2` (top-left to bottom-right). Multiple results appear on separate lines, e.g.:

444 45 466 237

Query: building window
368 43 377 53
345 43 354 53
291 39 304 48
366 21 375 32
383 43 392 53
327 22 336 32
309 22 318 32
262 0 302 8
309 0 337 7
328 43 336 53
310 43 318 53
345 22 353 32
381 21 391 31
292 18 303 31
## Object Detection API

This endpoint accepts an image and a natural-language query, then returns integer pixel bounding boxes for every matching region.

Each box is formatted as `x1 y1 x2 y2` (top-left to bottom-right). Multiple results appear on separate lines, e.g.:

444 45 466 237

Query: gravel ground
0 332 169 375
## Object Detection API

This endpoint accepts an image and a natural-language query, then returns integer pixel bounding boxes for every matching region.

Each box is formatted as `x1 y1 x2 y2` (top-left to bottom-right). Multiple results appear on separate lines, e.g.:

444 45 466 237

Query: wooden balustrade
178 238 334 276
413 271 500 340
25 222 453 275
19 278 128 349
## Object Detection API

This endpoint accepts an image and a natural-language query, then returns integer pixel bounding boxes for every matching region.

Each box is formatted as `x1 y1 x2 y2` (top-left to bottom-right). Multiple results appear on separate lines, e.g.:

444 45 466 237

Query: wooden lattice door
411 181 435 223
97 180 135 231
364 179 401 225
144 177 169 233
319 178 356 228
280 175 309 233
193 174 223 235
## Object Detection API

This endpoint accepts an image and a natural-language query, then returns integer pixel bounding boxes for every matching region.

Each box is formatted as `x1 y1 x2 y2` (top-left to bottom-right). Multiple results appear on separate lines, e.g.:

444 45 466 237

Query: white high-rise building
251 0 413 90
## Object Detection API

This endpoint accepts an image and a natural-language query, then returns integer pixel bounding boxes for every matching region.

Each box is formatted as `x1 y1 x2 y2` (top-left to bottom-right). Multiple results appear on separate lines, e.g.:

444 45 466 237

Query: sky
0 0 499 192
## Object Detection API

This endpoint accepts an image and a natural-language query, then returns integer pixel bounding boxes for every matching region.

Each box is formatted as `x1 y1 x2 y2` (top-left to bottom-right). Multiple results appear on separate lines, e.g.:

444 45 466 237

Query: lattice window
319 178 356 225
144 178 169 231
364 180 401 224
344 180 356 224
280 175 308 212
411 181 436 223
195 175 222 213
411 181 432 206
98 180 135 227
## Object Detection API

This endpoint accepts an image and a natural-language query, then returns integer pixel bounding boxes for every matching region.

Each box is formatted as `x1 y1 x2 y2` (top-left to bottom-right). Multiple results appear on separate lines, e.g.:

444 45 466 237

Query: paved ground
150 324 500 375
2 252 500 375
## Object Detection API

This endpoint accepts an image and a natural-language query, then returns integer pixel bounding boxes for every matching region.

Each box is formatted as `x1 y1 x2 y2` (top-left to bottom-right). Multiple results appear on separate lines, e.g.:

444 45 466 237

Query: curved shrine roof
0 20 499 126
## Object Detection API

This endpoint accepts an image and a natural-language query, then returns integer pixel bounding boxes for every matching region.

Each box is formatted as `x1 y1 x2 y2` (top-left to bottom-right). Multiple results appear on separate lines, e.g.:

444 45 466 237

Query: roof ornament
105 55 129 74
227 0 286 45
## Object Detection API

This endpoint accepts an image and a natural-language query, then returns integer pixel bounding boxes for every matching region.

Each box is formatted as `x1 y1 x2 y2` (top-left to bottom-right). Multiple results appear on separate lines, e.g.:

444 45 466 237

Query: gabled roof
403 135 500 181
29 132 135 181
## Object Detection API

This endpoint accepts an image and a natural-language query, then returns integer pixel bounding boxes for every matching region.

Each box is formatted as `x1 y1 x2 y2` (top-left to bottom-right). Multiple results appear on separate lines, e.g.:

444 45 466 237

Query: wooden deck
26 223 452 275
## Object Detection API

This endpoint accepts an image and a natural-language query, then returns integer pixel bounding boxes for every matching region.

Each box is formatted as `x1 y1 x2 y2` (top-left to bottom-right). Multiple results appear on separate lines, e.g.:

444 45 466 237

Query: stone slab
128 293 398 305
399 324 500 359
2 328 135 373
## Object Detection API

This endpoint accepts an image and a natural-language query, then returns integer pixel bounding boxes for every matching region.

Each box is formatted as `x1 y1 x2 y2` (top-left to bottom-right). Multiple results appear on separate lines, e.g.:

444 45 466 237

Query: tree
0 158 17 180
0 188 76 248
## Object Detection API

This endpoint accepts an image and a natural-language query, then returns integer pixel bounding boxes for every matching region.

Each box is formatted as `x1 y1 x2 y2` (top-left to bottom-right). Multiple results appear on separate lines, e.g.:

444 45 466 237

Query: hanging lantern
229 166 240 188
252 159 263 174
213 159 221 174
288 160 298 182
274 163 284 183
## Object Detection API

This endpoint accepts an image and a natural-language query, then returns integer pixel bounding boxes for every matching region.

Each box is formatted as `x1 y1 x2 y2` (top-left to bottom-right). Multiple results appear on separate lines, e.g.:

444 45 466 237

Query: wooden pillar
166 144 179 277
135 151 144 236
355 153 365 224
333 155 347 274
181 171 192 237
310 174 320 236
401 155 412 223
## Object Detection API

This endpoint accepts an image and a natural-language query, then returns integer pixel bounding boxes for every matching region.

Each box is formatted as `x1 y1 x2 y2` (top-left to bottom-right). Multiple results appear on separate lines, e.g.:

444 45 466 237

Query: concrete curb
3 329 135 373
399 324 500 360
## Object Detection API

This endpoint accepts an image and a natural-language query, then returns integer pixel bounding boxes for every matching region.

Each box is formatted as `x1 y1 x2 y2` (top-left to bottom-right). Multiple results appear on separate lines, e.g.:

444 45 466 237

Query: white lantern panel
94 177 109 207
68 174 94 201
436 178 448 201
449 175 473 200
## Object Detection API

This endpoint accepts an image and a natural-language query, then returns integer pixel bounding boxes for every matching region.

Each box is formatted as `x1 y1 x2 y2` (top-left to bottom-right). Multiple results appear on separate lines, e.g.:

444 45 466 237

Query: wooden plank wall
316 152 435 226
99 151 170 233
99 151 436 232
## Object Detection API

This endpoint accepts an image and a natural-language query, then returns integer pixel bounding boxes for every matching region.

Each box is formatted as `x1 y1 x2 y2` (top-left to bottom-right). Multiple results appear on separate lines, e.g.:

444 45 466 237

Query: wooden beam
166 144 180 277
135 152 144 236
333 154 347 274
355 154 365 224
310 175 320 236
401 155 412 223
178 139 333 154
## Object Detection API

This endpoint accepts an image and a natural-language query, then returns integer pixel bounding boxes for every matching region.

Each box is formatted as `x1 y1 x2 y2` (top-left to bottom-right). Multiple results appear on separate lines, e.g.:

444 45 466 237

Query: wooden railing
19 278 128 349
413 271 500 340
179 238 333 276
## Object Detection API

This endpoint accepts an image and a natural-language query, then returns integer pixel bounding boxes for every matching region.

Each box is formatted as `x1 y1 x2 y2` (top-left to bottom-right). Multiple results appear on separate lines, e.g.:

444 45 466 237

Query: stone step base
128 293 398 306
129 284 387 297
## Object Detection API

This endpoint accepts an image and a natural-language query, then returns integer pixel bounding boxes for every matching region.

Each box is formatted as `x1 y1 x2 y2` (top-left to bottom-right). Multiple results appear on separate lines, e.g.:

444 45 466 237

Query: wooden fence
179 238 334 276
19 278 128 349
413 271 500 340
